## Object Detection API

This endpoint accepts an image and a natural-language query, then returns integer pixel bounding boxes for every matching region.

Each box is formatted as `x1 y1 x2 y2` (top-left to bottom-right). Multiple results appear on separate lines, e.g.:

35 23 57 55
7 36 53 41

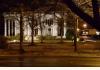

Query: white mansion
3 12 68 41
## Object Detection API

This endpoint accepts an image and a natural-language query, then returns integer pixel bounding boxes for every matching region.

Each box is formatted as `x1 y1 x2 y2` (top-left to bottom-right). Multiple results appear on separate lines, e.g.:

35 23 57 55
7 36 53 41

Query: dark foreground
0 41 100 67
0 56 100 67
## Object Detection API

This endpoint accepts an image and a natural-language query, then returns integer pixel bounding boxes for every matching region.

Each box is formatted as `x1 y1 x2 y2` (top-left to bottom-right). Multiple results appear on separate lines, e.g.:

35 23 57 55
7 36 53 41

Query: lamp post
73 16 79 52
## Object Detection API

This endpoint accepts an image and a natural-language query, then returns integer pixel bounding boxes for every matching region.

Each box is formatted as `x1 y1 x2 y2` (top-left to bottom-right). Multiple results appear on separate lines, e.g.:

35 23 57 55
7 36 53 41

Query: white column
38 28 41 35
52 24 57 36
24 23 28 36
28 24 31 36
8 20 10 36
52 13 58 37
56 24 58 37
12 20 15 36
63 22 67 38
4 19 7 36
26 23 28 36
15 20 16 36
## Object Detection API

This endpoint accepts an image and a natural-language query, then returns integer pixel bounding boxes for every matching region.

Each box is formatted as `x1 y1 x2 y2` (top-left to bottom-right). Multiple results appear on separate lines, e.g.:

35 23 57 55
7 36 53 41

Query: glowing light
9 40 19 43
34 37 39 40
96 31 100 35
77 28 80 32
83 24 87 28
77 38 80 42
25 36 29 41
13 40 17 42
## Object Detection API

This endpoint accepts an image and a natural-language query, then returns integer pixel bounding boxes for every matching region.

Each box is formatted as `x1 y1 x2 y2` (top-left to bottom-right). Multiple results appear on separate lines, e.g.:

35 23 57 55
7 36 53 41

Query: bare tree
38 12 44 43
57 15 64 43
63 0 100 31
28 12 38 45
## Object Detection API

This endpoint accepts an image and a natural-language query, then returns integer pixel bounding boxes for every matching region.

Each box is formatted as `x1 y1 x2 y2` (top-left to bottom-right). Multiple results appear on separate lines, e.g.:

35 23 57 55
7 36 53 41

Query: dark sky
0 0 100 35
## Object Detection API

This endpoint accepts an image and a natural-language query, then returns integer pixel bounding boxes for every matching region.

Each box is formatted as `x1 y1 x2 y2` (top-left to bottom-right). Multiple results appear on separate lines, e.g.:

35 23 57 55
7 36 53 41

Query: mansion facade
3 12 68 41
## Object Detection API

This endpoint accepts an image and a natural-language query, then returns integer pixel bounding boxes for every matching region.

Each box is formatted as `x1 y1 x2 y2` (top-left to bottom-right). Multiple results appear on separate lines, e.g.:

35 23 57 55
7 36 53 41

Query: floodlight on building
13 40 17 42
34 37 39 41
77 38 80 42
25 36 29 41
11 40 19 42
77 28 80 32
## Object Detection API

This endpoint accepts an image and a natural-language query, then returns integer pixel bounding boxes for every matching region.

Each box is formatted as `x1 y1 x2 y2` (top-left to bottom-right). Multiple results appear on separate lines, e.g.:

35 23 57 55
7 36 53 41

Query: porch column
38 28 41 35
28 24 30 36
8 20 10 36
63 22 67 38
15 20 17 36
53 12 58 36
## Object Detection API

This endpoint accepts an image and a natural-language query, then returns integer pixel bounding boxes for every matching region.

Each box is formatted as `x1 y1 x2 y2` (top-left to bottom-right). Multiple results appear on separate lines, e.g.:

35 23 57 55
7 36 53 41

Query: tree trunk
92 0 100 24
31 14 35 45
60 22 63 43
0 12 4 36
60 12 64 43
20 12 24 53
73 16 78 52
39 12 43 43
60 27 63 43
63 0 100 31
31 22 34 45
40 22 43 43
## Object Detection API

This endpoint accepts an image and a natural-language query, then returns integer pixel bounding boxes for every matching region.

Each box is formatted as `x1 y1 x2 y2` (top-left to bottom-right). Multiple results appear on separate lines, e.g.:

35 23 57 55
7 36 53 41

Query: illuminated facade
3 12 68 41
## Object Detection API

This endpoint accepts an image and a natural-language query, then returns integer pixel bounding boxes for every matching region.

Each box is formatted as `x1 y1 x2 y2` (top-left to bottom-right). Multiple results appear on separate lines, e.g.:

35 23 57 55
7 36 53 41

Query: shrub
8 34 20 41
44 35 56 40
0 36 8 49
66 29 74 40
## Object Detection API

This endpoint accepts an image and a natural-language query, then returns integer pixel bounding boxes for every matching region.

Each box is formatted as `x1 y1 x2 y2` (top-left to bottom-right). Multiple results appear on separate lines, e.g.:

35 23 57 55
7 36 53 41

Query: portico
3 12 68 41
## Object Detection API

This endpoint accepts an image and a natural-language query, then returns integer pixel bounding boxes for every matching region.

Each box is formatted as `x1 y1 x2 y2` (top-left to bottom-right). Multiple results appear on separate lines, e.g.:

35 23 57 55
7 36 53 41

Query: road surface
0 41 100 67
0 56 100 67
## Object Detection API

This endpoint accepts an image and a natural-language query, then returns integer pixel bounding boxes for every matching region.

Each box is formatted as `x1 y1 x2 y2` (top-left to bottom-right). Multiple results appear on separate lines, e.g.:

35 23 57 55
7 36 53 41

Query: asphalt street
0 41 100 67
0 56 100 67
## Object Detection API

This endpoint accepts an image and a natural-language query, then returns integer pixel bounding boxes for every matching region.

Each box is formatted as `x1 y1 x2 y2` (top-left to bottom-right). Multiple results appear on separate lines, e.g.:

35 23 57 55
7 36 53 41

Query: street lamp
73 15 79 52
83 24 87 28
